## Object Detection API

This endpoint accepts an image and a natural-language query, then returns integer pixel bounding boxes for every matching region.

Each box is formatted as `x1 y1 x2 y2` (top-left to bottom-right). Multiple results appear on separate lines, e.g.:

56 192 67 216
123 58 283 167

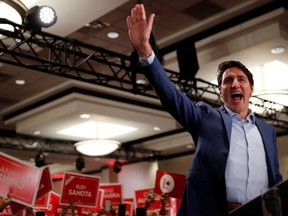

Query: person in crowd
60 202 77 216
159 193 169 216
0 194 11 212
126 4 283 216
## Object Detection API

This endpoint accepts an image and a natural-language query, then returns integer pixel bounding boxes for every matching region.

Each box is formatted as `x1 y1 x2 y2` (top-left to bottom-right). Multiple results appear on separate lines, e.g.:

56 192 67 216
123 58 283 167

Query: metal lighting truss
0 18 288 158
1 19 287 127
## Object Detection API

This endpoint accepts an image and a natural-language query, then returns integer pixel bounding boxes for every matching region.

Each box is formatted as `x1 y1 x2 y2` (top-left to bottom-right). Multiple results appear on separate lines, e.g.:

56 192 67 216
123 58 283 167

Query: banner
60 172 100 207
0 152 42 207
154 170 186 199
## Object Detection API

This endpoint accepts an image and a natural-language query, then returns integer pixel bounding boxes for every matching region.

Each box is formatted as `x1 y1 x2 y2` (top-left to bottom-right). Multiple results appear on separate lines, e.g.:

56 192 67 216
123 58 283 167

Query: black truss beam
0 18 288 131
0 129 161 162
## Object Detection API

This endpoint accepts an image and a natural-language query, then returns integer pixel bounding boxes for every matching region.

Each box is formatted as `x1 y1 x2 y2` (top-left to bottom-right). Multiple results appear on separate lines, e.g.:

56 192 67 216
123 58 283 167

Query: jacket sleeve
140 56 205 140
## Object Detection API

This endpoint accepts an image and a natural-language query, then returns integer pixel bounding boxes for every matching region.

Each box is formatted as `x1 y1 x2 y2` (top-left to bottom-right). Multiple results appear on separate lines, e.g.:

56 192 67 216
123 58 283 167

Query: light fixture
57 120 137 139
76 155 85 171
35 152 46 167
0 0 28 38
24 5 57 33
15 79 25 85
107 31 119 39
271 46 285 54
74 140 120 156
113 159 122 173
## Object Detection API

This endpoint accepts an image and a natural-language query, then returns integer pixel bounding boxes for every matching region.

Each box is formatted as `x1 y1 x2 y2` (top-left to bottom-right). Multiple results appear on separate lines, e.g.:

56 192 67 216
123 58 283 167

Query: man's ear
250 85 254 96
219 87 222 97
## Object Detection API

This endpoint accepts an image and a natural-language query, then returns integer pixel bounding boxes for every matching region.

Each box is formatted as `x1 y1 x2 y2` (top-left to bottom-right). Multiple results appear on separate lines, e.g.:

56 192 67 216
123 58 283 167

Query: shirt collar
224 106 255 124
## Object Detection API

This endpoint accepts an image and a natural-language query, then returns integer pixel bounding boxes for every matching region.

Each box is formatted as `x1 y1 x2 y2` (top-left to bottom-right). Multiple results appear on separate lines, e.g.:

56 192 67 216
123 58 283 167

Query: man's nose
232 80 239 88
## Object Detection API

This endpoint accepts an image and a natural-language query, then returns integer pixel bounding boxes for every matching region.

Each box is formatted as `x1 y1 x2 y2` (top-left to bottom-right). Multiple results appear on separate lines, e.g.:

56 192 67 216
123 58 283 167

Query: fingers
147 13 155 30
131 4 146 23
126 16 132 29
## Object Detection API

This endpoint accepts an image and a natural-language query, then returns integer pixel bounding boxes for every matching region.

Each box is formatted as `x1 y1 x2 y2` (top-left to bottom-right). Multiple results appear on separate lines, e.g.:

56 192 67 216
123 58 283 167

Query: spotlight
76 156 85 171
113 160 122 173
24 5 57 33
35 152 46 167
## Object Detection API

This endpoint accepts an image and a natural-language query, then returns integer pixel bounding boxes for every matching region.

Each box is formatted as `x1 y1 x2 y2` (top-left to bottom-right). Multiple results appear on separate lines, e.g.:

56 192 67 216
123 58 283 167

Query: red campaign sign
0 152 42 207
0 205 12 216
96 189 104 208
10 201 27 216
99 183 122 208
154 170 186 199
134 188 171 210
60 172 100 208
123 201 133 216
41 191 61 216
123 198 135 216
35 192 49 209
36 166 53 200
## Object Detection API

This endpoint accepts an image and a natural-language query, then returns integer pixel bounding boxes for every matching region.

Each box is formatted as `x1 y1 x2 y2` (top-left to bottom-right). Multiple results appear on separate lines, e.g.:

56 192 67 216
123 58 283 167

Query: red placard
0 205 12 216
135 188 161 209
36 166 53 200
10 201 27 216
0 152 42 207
44 191 61 216
60 172 100 207
35 192 49 209
96 189 104 208
100 183 122 208
154 170 186 199
123 198 135 216
123 201 133 216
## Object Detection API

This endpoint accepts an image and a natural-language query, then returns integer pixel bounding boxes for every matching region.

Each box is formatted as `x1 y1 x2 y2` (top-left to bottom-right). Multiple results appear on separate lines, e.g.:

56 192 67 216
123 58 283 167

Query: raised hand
126 4 155 58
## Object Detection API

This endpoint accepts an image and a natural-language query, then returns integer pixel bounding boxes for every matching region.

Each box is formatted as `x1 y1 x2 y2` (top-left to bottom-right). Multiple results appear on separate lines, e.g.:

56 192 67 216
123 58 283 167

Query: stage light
24 5 57 33
76 156 85 171
35 152 46 167
113 159 122 173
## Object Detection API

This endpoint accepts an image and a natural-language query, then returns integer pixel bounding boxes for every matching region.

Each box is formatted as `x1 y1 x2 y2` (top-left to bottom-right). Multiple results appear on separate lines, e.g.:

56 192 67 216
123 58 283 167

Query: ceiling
0 0 288 175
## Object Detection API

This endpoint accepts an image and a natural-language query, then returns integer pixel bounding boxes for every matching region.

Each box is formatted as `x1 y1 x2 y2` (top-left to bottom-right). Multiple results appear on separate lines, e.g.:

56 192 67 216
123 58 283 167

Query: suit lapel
255 118 273 162
218 106 232 148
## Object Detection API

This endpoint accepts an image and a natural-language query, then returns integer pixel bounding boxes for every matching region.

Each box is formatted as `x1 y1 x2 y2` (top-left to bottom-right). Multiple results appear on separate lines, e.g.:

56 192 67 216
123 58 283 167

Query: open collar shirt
224 106 269 204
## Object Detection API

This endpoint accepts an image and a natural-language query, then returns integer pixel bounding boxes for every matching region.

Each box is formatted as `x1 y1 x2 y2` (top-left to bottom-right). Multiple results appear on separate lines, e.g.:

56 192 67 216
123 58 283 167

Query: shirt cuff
139 51 155 66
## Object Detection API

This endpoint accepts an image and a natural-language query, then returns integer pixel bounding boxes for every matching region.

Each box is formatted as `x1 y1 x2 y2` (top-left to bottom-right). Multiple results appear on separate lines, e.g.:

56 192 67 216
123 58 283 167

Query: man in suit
127 4 283 216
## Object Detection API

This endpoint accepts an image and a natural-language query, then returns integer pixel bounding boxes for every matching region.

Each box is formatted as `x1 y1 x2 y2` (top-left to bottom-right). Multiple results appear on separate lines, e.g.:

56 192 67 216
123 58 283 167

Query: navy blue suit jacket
141 57 283 216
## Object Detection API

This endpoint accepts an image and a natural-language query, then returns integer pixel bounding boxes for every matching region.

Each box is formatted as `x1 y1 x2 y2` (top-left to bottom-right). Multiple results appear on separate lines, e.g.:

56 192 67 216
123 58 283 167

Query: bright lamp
24 5 57 33
74 140 120 156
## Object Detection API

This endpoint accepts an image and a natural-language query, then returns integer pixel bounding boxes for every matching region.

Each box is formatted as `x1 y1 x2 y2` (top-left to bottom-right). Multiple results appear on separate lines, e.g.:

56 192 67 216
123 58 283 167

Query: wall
118 161 158 198
277 135 288 180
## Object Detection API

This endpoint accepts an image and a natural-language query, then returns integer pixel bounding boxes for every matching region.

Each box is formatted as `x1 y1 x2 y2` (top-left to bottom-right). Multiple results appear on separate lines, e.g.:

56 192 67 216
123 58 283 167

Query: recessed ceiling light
15 79 25 85
33 130 41 135
271 46 285 54
153 126 161 131
80 114 90 119
107 31 119 39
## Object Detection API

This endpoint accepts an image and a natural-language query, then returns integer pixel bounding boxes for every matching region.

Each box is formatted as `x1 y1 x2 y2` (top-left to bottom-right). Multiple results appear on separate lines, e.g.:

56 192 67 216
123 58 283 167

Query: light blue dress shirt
224 106 268 204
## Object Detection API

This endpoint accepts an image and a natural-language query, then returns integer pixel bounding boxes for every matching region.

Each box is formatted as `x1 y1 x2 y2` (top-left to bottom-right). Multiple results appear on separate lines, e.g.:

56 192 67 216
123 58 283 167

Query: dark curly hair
217 60 254 89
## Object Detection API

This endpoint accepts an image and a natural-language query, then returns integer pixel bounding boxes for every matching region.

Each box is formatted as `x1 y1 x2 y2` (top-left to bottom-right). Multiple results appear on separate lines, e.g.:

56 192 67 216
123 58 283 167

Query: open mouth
231 92 243 100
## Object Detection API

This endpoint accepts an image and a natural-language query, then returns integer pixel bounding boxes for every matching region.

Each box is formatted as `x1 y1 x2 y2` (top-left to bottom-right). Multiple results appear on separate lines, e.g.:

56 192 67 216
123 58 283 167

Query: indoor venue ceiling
0 0 288 175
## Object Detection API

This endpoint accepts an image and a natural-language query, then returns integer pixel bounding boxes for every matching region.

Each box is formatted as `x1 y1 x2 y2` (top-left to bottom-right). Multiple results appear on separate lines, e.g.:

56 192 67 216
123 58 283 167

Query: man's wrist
139 51 155 66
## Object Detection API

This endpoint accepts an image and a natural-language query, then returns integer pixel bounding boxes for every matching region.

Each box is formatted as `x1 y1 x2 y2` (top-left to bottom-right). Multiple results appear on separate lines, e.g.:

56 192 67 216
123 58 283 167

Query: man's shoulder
255 117 275 130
